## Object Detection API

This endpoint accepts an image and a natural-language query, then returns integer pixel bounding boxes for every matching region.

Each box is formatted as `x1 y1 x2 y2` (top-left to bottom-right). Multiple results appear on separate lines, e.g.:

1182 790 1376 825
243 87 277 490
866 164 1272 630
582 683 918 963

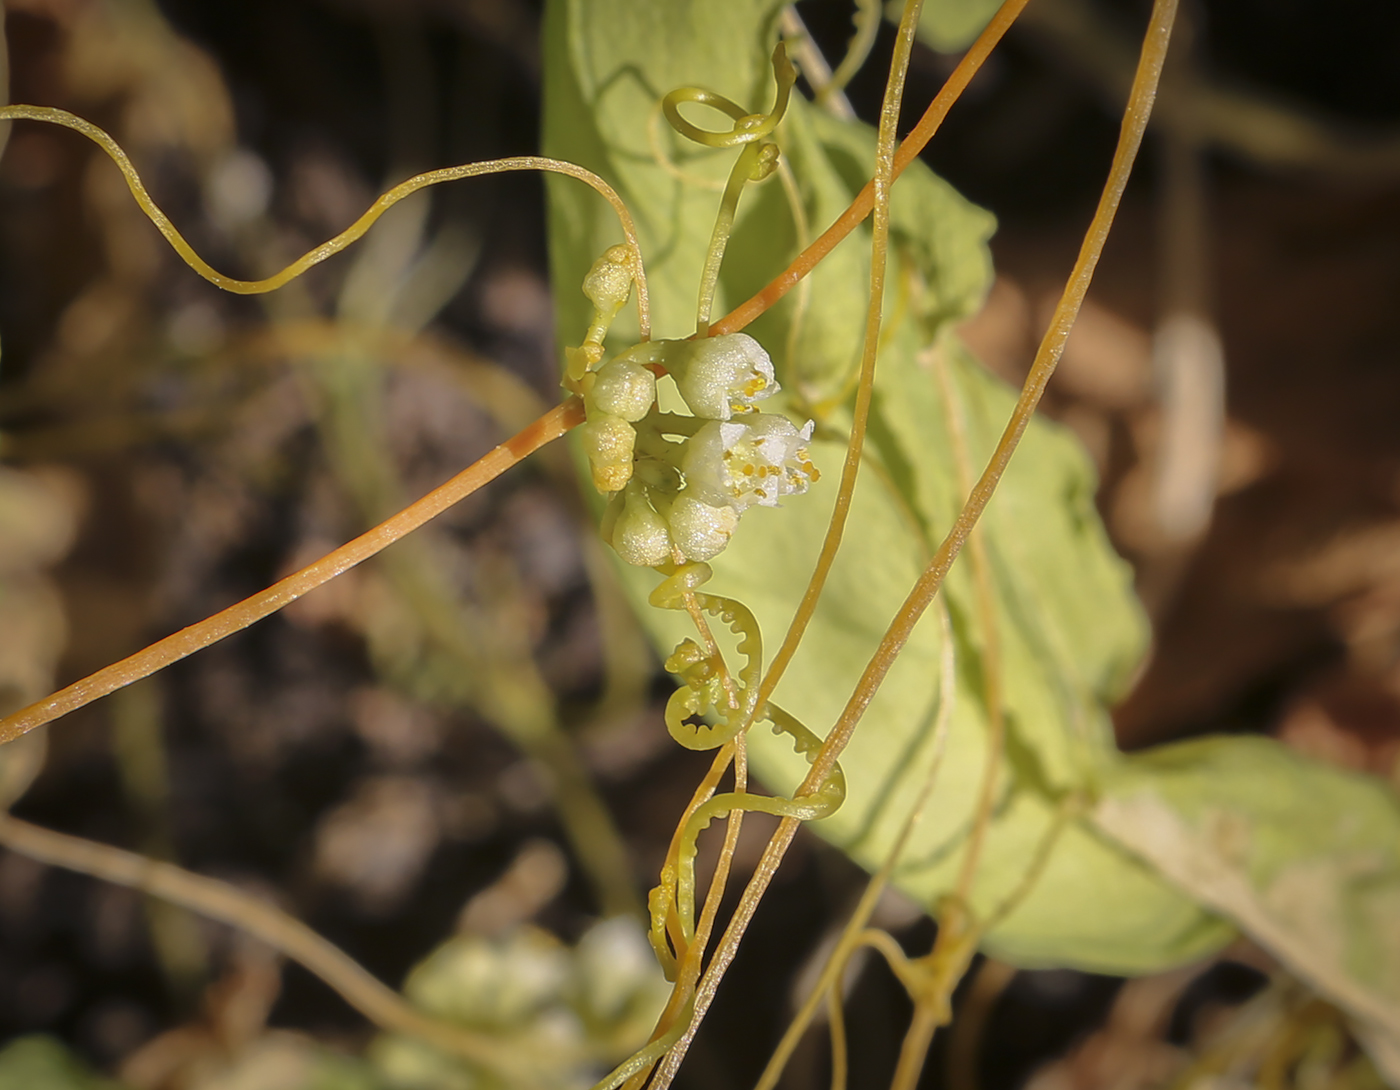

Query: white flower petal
681 414 819 515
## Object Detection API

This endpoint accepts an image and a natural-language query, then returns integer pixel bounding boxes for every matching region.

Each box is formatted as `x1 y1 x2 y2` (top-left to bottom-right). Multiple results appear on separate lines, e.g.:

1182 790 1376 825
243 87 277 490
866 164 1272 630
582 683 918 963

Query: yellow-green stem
0 106 649 337
696 141 765 335
0 813 550 1085
753 603 955 1090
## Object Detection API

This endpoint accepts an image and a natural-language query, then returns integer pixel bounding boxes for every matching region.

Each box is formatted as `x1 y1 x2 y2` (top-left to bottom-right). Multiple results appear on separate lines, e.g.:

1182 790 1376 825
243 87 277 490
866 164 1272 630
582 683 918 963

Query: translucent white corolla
681 413 818 513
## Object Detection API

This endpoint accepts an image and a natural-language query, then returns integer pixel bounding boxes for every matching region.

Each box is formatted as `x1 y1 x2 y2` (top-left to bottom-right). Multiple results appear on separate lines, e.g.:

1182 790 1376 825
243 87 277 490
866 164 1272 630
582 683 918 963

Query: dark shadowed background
1 1 1399 1087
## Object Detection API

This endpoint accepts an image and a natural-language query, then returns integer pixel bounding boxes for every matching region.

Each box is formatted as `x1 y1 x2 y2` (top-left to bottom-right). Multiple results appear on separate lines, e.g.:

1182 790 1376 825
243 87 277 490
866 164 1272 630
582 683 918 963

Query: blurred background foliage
1 0 1399 1088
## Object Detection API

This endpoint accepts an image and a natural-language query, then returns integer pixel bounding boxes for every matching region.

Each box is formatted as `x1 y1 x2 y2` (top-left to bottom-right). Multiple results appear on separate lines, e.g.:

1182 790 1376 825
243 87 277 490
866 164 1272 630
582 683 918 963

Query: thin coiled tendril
624 42 834 995
649 562 762 750
645 563 845 980
669 703 845 956
660 43 795 150
661 44 797 334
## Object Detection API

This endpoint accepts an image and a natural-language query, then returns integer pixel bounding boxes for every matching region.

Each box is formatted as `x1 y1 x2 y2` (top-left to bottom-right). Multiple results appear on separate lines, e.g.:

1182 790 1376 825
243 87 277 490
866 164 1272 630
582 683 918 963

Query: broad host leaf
1097 736 1400 1083
911 0 1005 53
543 0 1231 973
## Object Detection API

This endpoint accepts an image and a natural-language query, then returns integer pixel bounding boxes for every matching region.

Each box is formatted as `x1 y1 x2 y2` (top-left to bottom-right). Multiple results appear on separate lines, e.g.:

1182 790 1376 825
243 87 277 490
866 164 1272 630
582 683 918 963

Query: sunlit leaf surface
1098 736 1400 1079
542 0 1235 975
914 0 1006 53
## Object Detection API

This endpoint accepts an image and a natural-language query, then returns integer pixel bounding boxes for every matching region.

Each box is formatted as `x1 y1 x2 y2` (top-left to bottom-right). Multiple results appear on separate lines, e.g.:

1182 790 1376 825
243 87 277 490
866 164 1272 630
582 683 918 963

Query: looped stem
649 701 846 978
645 560 846 984
661 43 796 149
694 138 779 334
649 563 763 750
660 44 795 335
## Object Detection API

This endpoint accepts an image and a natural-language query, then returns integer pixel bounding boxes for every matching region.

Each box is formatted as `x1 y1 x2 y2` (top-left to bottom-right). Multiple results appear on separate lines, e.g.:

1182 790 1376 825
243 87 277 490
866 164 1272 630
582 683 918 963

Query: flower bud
586 356 656 422
579 414 636 493
583 244 636 319
610 483 673 567
565 246 637 387
666 494 740 562
665 333 777 420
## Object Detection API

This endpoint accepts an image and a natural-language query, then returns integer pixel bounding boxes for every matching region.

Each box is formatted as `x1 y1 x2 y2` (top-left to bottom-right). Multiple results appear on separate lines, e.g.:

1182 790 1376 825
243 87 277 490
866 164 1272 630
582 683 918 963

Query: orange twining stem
0 398 585 747
709 0 1030 337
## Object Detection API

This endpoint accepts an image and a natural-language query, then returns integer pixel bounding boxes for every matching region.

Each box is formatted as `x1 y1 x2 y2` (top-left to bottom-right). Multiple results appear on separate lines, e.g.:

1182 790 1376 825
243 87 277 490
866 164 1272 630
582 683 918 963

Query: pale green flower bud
586 356 656 422
665 333 777 420
610 482 673 567
582 244 635 320
681 413 818 513
666 494 740 562
565 245 637 387
580 413 637 493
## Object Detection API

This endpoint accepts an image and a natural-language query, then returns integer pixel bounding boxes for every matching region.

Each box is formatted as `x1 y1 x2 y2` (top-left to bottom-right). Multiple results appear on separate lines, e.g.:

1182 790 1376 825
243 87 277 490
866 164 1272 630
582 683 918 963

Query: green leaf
1096 736 1400 1082
906 0 1005 54
543 0 1230 974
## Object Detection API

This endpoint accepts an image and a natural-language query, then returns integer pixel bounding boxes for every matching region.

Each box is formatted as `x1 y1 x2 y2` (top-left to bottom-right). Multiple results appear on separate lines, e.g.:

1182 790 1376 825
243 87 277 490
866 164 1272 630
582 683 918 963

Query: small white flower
681 413 818 513
664 333 777 420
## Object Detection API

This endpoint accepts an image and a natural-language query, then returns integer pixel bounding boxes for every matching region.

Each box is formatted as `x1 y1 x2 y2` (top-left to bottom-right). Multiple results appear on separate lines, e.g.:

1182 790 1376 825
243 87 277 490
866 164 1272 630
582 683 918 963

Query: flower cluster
578 332 819 567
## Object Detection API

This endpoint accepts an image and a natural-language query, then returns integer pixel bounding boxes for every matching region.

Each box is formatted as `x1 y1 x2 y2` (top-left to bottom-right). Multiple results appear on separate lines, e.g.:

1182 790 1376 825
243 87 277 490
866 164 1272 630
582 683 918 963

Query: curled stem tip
661 43 797 336
710 0 1033 338
662 42 795 150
